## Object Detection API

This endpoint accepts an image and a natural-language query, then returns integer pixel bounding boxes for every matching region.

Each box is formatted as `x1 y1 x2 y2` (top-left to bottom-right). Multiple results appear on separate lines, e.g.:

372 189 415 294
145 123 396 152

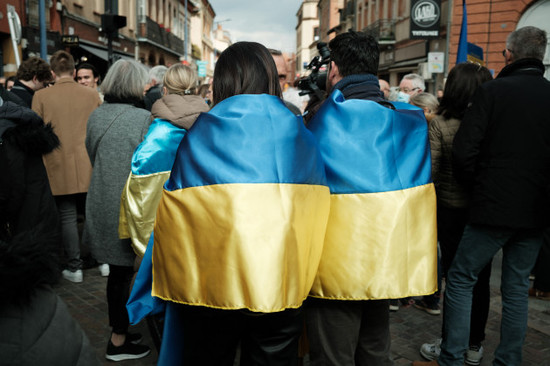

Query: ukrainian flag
307 90 437 300
119 119 188 256
151 94 330 313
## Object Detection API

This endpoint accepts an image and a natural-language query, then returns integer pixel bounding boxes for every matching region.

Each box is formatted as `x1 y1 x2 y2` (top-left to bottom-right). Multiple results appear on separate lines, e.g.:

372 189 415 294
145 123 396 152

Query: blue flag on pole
456 0 468 64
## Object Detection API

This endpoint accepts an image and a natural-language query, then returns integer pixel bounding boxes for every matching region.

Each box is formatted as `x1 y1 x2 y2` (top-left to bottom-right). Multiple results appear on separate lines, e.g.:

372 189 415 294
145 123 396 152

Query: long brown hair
212 42 282 107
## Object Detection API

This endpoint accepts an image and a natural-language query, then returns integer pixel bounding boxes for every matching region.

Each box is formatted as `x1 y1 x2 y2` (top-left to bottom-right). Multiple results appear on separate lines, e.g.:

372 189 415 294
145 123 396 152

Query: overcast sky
208 0 300 53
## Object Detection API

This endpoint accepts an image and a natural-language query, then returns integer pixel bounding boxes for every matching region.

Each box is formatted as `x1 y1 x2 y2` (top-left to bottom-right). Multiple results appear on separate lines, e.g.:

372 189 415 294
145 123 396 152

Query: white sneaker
99 264 110 277
465 345 484 366
420 338 441 360
62 269 83 283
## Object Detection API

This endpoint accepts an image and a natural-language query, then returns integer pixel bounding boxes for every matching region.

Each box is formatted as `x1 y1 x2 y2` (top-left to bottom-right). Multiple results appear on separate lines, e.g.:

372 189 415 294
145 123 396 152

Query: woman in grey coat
84 59 152 362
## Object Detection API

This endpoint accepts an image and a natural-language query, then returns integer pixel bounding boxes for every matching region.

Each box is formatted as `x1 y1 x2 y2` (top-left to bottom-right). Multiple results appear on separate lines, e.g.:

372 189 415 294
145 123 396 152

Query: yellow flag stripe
152 183 331 313
310 183 438 300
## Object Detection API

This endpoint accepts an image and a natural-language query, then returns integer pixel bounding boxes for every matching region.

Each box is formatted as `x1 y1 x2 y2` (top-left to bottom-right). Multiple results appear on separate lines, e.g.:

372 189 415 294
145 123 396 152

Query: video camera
297 42 331 99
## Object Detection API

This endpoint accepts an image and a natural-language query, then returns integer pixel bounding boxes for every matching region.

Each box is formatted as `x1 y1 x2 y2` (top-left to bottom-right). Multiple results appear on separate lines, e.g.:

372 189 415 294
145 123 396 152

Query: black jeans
438 205 491 346
179 305 303 365
107 264 134 335
533 228 550 291
305 298 393 366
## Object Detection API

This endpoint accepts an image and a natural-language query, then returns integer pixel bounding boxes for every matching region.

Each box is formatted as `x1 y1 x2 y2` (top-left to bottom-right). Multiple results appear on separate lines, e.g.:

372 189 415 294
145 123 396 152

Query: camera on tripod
297 42 331 99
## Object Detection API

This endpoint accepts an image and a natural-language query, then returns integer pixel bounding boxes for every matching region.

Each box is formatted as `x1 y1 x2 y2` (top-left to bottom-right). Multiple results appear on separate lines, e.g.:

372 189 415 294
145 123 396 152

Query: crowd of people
0 25 549 366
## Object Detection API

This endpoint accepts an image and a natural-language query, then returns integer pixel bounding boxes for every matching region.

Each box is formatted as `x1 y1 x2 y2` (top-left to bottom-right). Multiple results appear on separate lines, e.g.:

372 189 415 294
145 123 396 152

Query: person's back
144 65 168 111
414 25 550 366
119 64 209 257
0 231 100 366
305 31 436 366
32 51 101 197
453 33 550 229
32 50 101 284
0 99 59 240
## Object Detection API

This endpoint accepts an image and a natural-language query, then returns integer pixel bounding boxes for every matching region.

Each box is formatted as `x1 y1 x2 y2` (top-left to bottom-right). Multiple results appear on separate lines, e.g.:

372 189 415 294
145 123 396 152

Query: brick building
295 0 549 93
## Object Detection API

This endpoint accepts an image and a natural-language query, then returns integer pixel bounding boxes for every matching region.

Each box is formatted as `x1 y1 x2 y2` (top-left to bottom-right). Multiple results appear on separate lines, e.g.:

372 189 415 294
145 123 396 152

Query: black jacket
0 231 100 366
9 80 35 108
144 84 163 111
453 58 550 229
0 100 60 240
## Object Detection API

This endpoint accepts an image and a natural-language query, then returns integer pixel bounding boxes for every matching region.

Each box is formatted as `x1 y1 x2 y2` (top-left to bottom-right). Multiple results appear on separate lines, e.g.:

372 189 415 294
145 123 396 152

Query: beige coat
32 78 101 196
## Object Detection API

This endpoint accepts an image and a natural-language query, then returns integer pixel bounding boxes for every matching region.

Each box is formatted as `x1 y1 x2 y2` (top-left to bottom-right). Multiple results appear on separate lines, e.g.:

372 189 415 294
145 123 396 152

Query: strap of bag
91 107 129 158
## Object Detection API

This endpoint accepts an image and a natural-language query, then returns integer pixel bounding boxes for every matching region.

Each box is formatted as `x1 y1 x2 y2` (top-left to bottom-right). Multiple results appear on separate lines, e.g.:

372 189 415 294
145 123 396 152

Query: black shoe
126 332 143 344
105 339 150 362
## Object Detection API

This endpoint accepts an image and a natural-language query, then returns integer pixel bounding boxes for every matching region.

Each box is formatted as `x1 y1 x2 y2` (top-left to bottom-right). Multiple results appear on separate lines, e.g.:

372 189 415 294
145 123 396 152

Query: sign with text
428 52 444 73
197 60 208 77
410 0 441 39
62 35 80 47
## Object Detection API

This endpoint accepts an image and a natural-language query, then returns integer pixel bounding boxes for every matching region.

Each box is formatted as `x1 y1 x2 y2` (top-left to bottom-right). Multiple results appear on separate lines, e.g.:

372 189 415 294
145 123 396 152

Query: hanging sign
410 0 441 39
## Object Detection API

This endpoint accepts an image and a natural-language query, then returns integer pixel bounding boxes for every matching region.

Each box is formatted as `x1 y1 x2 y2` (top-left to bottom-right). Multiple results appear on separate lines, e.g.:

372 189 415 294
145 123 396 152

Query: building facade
296 0 320 78
0 0 218 80
295 0 549 92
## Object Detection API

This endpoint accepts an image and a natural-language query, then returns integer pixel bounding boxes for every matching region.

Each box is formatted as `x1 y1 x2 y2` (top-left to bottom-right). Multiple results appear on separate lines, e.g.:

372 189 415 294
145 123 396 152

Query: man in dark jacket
305 31 437 366
413 26 550 366
9 57 52 108
0 97 59 240
143 65 167 111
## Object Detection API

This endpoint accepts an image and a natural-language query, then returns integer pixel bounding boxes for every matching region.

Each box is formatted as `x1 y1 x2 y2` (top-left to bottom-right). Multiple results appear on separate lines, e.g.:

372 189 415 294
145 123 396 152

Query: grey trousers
55 194 83 271
305 298 394 366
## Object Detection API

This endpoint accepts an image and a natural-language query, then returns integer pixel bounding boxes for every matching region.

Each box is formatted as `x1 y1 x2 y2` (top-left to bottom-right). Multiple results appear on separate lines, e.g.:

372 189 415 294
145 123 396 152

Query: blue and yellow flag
307 90 437 300
151 94 330 313
119 119 188 256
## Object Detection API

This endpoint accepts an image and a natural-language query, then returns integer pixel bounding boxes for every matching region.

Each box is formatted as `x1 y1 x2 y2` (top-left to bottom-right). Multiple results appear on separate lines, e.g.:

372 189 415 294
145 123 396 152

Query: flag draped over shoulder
151 94 331 313
456 0 468 64
119 119 187 257
307 90 437 300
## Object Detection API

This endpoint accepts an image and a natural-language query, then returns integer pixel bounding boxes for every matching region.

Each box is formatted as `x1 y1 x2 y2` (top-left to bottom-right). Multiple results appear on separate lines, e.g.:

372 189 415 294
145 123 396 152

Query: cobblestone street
54 250 550 366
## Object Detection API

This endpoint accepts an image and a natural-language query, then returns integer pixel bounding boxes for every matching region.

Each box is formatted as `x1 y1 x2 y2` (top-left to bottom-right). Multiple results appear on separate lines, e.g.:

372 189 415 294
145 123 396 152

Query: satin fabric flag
119 119 188 256
128 234 188 366
307 90 437 300
152 94 330 313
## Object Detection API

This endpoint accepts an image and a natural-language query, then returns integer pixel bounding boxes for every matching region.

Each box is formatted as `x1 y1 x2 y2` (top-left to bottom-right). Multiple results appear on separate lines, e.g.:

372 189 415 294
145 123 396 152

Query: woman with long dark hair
128 42 330 365
418 63 493 366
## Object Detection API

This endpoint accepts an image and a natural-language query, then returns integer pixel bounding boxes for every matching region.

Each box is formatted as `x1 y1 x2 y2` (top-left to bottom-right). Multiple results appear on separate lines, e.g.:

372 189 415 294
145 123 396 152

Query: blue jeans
439 224 542 366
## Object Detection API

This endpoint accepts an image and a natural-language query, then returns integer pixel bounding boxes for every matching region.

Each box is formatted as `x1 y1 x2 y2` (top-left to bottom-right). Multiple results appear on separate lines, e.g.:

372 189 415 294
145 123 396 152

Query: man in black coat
413 26 550 366
0 97 59 240
9 57 52 108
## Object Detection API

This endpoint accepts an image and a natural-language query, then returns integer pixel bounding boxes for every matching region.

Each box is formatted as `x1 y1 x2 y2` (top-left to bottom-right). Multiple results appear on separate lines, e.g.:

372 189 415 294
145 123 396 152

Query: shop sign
410 0 441 39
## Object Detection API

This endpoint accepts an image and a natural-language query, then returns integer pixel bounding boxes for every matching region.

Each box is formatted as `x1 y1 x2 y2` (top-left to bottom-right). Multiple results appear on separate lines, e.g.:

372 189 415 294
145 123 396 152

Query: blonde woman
120 64 209 259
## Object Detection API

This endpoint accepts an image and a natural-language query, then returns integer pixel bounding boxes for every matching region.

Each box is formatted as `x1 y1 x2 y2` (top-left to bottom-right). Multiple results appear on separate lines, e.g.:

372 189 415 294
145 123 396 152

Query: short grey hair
409 92 439 113
100 59 149 99
402 73 426 92
507 26 547 61
148 65 168 84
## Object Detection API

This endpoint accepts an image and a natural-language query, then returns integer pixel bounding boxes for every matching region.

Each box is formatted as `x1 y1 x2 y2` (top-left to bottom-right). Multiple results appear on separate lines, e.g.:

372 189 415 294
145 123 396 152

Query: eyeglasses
502 49 513 57
399 87 420 94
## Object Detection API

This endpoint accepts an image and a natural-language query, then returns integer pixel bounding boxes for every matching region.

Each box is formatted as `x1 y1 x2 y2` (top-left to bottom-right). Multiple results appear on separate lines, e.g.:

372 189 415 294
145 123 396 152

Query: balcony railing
363 19 396 44
143 16 184 55
339 0 355 22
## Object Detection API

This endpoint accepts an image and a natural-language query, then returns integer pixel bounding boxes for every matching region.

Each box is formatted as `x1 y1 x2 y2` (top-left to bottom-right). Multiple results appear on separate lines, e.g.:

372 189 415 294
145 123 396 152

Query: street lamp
215 18 231 27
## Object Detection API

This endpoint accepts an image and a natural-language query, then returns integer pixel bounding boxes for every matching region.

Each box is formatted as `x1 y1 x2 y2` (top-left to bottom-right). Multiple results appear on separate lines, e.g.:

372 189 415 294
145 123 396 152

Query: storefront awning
80 44 134 62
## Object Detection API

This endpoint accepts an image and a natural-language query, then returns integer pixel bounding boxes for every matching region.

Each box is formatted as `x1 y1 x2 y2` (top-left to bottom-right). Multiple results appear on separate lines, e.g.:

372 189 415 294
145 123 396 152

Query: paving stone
54 260 550 365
